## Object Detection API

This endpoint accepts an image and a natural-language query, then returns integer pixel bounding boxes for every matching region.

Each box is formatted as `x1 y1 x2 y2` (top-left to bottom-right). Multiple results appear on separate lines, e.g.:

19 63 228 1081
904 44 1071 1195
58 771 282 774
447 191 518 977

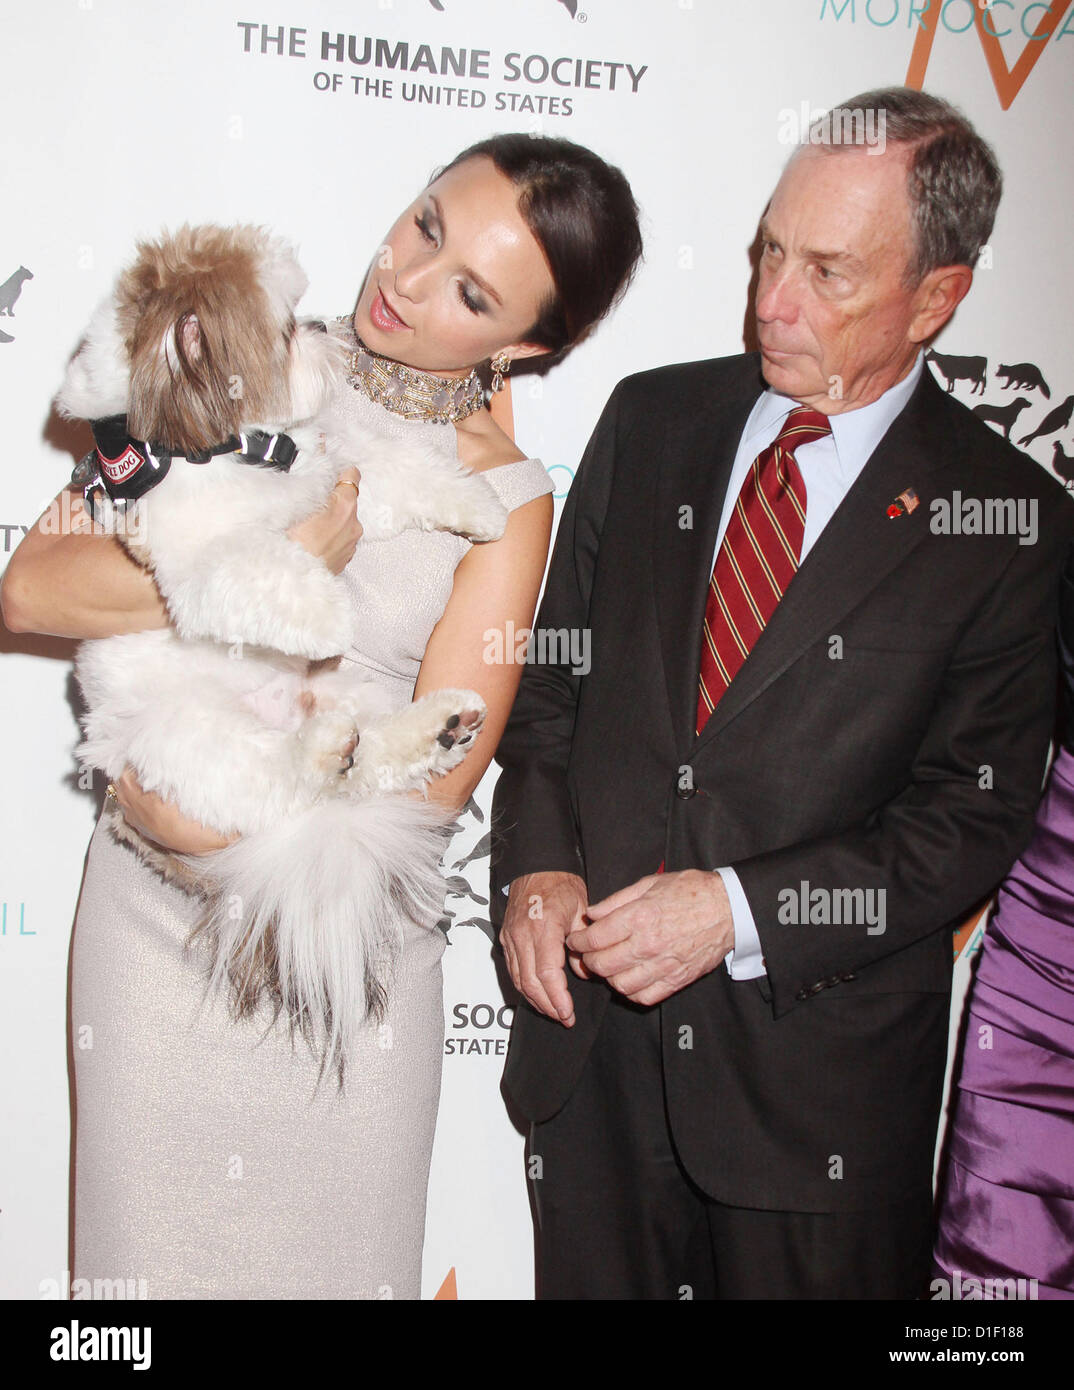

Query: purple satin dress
933 746 1074 1299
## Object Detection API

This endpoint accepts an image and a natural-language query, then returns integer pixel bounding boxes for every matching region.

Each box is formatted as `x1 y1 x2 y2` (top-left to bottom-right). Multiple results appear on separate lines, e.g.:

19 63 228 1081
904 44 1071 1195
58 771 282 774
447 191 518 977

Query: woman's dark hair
437 134 643 356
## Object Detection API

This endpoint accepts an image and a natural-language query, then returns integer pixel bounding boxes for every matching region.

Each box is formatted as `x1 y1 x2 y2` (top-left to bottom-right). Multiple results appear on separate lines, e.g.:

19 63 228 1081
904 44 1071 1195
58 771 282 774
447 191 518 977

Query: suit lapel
650 360 763 758
682 366 954 754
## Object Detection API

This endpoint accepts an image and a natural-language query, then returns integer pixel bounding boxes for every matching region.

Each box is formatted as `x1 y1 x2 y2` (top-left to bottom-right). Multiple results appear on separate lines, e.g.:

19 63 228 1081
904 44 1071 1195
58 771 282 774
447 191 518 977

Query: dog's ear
121 225 295 455
167 310 219 385
161 311 206 393
130 304 238 455
169 311 203 368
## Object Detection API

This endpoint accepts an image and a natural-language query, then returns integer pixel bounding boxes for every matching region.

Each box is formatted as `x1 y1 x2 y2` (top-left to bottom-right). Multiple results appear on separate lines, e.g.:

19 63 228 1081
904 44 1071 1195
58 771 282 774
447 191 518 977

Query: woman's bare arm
2 469 365 854
412 490 554 813
0 488 169 638
1 469 363 640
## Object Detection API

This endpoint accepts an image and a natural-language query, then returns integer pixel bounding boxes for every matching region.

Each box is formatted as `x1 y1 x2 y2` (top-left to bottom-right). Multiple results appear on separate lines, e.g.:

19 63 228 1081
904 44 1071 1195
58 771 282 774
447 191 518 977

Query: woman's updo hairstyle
436 134 643 356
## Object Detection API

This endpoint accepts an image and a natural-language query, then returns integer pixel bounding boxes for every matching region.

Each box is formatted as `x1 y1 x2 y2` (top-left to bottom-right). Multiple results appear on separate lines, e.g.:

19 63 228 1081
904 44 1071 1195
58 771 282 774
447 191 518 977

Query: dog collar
73 414 299 514
182 429 299 469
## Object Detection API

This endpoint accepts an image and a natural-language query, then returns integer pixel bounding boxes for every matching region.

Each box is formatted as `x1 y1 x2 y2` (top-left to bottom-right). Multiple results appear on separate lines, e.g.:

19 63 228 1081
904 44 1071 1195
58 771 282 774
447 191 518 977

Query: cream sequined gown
69 346 553 1299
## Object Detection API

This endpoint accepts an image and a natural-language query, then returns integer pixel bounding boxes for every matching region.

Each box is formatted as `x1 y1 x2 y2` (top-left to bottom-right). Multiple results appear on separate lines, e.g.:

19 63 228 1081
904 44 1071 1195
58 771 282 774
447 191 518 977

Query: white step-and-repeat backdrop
1 0 1071 1299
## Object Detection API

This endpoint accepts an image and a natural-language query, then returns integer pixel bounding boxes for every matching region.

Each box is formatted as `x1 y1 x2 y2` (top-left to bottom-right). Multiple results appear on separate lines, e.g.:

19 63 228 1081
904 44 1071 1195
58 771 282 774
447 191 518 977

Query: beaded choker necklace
344 328 485 425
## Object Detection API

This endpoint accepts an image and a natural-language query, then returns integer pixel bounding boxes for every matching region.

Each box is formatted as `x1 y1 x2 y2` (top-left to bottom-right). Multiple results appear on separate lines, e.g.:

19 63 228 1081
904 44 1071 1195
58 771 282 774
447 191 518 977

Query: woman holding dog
3 135 642 1299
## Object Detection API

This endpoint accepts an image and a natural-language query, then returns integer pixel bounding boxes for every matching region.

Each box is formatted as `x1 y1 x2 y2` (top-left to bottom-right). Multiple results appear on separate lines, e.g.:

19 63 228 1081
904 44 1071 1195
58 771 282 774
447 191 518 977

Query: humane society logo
236 10 646 119
428 0 578 13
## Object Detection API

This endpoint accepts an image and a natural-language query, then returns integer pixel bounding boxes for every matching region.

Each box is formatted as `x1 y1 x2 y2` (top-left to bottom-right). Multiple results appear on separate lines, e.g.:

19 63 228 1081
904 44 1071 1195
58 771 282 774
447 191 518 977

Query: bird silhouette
1020 395 1074 447
1052 440 1074 488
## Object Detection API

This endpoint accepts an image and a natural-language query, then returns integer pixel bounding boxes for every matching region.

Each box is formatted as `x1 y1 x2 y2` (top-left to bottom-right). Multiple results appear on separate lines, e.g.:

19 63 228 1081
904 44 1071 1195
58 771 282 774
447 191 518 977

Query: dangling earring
490 351 512 393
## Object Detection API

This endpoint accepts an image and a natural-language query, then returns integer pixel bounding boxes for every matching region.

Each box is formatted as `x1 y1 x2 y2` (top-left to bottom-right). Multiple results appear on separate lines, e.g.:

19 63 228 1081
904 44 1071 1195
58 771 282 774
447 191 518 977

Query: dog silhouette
1051 440 1074 488
996 362 1050 398
926 349 987 394
973 397 1031 441
1019 396 1074 448
0 328 12 345
0 265 33 316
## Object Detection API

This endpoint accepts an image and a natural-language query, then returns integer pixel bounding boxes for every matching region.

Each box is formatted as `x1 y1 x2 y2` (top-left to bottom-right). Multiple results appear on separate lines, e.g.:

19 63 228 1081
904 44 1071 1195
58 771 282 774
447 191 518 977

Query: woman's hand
110 767 238 856
286 466 363 575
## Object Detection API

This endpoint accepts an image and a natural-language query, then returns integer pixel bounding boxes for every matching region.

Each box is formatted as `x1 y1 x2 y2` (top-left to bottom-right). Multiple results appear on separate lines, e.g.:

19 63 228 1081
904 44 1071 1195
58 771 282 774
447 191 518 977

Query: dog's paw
409 691 486 784
296 701 361 790
444 481 508 543
358 478 508 544
345 689 486 794
431 700 485 760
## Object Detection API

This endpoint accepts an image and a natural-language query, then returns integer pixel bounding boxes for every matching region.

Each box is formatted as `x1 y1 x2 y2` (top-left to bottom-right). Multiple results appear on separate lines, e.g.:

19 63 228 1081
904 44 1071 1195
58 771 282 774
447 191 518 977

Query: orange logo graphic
906 1 1073 110
435 1267 459 1299
953 904 989 961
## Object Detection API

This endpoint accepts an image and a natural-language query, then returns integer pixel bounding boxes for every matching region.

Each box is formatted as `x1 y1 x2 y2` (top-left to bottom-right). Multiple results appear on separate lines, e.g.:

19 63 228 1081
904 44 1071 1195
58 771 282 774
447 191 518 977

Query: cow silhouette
926 349 987 394
973 397 1031 441
0 265 33 316
1051 440 1074 488
997 362 1050 398
1019 396 1074 448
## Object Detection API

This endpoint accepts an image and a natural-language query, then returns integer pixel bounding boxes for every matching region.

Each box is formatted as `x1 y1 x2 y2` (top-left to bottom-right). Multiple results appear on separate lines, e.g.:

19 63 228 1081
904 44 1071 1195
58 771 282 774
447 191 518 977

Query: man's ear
909 265 974 345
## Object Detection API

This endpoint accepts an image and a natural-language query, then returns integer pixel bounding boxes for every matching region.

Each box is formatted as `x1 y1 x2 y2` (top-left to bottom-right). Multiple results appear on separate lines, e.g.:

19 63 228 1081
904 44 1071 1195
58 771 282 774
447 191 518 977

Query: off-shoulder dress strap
478 457 555 512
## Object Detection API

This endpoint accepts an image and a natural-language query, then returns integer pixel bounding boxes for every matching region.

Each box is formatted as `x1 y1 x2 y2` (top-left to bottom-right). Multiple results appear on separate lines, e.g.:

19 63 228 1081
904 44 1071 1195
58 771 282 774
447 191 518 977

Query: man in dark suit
490 88 1074 1299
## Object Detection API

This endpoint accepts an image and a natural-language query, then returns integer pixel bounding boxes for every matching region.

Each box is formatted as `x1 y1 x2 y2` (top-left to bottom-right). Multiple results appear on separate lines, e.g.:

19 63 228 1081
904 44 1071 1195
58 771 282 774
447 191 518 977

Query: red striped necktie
695 406 831 736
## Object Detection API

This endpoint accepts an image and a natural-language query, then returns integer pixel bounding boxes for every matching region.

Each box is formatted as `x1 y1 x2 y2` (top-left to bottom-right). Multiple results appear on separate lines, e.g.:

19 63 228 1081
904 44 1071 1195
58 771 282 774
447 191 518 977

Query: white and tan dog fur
59 224 508 1073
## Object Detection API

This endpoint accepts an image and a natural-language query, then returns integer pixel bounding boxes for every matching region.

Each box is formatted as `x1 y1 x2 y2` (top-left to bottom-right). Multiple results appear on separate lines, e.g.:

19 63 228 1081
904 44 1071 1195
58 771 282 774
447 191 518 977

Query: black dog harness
72 413 299 518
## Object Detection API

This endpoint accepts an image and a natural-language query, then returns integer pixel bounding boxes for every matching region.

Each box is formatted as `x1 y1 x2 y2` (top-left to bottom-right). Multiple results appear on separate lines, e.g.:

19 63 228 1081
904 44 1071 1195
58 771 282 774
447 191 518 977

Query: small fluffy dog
58 224 509 1072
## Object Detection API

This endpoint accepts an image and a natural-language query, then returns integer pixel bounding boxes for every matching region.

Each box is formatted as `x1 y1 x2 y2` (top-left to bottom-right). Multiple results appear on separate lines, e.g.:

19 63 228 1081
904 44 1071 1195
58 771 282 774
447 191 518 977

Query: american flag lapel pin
887 487 919 519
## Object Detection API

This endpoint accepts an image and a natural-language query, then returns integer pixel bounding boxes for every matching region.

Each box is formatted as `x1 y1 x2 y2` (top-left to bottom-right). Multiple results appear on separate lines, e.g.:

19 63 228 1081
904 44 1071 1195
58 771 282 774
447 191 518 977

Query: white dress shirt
719 354 925 978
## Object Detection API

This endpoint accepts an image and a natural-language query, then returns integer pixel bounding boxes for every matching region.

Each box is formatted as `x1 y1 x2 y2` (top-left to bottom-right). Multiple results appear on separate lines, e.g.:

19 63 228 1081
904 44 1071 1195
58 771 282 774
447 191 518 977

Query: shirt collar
745 352 925 479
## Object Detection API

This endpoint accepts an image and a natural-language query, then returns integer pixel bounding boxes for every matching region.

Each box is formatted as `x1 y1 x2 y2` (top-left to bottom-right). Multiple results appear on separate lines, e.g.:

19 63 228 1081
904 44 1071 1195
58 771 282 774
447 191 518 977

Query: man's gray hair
808 87 1002 284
